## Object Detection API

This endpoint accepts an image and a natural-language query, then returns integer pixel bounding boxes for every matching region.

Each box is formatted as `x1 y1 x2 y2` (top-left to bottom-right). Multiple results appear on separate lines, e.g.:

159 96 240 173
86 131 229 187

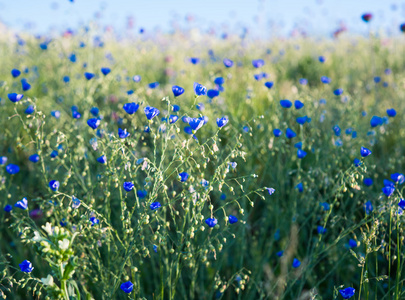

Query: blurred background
0 0 405 38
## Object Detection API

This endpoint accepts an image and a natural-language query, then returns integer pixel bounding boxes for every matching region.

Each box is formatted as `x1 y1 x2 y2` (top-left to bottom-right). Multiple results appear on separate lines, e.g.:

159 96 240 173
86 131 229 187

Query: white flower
32 231 43 242
58 238 70 251
42 222 53 235
41 275 54 286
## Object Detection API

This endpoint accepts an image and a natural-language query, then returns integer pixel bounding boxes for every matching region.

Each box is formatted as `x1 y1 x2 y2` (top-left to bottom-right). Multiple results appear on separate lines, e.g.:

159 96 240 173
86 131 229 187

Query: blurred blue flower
15 198 28 210
364 201 373 214
317 226 327 234
265 81 274 89
229 215 238 224
144 106 160 120
172 85 185 97
87 118 100 129
391 173 405 184
101 67 111 76
295 100 304 109
363 178 373 186
123 182 134 192
90 216 99 226
333 88 343 96
205 218 218 227
4 204 12 212
179 172 189 182
320 76 331 84
273 129 282 137
19 260 34 273
360 147 372 157
297 149 307 159
49 180 60 192
97 155 107 164
292 258 301 268
123 102 139 115
150 202 161 210
6 164 20 174
8 93 24 103
148 82 159 89
217 117 229 128
29 154 40 163
120 281 134 293
296 183 303 193
84 72 95 80
188 117 205 132
252 59 265 68
194 82 207 96
339 287 355 299
11 69 21 78
370 116 383 127
286 128 296 139
190 57 200 64
223 58 233 68
280 100 292 108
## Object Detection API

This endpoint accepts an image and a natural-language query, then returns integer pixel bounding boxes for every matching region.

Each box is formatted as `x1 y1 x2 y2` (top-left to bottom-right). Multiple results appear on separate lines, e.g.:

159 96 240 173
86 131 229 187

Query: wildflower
0 156 7 165
333 125 341 136
382 186 395 197
223 58 233 67
51 110 61 118
296 116 308 125
333 88 343 96
6 164 20 174
179 172 189 182
133 75 141 82
118 128 130 139
188 117 205 132
207 89 219 99
150 202 161 210
144 106 160 120
169 115 178 124
8 93 24 102
194 82 207 96
229 215 238 224
296 183 303 192
398 199 405 210
252 59 265 68
363 178 373 186
90 107 99 116
11 69 21 78
123 182 134 192
84 72 95 80
391 173 405 184
228 162 237 169
172 104 180 112
266 188 275 195
63 76 70 83
49 180 60 192
370 116 383 127
348 239 357 248
320 202 330 211
294 100 304 109
360 147 372 157
318 56 325 63
137 190 147 198
72 196 81 209
190 57 200 64
317 226 327 234
387 108 396 117
4 204 12 212
299 78 307 85
339 287 355 299
148 82 159 89
21 79 31 91
216 117 229 128
87 118 100 129
353 158 361 167
24 105 34 114
320 76 331 84
214 77 225 85
123 102 139 114
29 154 40 163
361 13 372 22
364 201 373 214
101 67 111 75
96 155 107 164
297 149 307 159
19 260 34 273
286 128 296 139
280 100 292 108
15 198 28 210
120 281 134 293
276 250 284 257
264 81 274 89
273 129 282 137
41 275 54 286
292 258 301 268
172 85 185 97
90 217 99 226
196 103 205 111
153 245 158 253
205 218 218 228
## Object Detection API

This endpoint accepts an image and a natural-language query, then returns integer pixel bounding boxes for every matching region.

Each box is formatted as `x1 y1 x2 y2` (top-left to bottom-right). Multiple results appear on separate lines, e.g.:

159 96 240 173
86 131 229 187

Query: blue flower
118 128 130 139
101 67 111 76
123 102 139 115
190 57 200 64
387 108 396 117
294 100 304 109
299 78 308 85
348 239 357 248
4 204 12 212
11 69 21 78
364 201 373 214
63 76 70 83
72 196 81 209
333 125 341 136
144 106 160 120
297 149 307 159
360 147 372 157
87 118 100 129
216 117 229 128
320 76 331 84
207 89 220 99
273 129 282 137
320 202 330 211
292 258 301 268
352 131 357 138
205 218 218 228
172 104 180 112
8 93 24 103
317 226 327 234
120 281 134 293
123 182 134 192
194 82 207 96
339 287 355 299
19 260 34 273
333 88 343 96
90 107 99 116
150 202 161 210
276 250 284 257
148 82 159 89
49 150 58 159
29 154 40 163
280 100 292 108
398 199 405 210
96 155 107 164
133 75 141 82
172 85 185 97
353 158 361 167
69 53 76 63
6 164 20 175
214 77 225 85
374 76 381 83
266 188 275 195
137 190 147 198
21 79 31 91
23 105 34 115
179 172 189 182
252 59 265 68
188 117 205 132
296 183 303 193
169 115 179 124
363 178 373 186
49 180 60 192
90 216 99 226
319 99 326 105
15 198 28 210
264 81 274 89
0 157 7 165
382 186 395 197
296 116 308 125
84 72 95 80
153 245 158 253
286 128 296 139
370 116 383 127
391 173 405 184
229 215 238 224
318 56 325 63
223 58 233 67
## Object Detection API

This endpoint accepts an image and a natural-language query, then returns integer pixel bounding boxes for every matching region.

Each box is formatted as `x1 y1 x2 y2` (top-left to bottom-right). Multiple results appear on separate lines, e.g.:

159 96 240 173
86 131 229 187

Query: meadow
0 27 405 299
